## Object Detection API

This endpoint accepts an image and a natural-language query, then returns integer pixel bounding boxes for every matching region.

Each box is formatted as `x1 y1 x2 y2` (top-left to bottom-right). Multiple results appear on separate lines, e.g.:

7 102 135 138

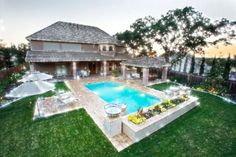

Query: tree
205 57 227 95
16 43 28 64
223 54 231 80
183 55 189 73
0 43 28 70
209 57 217 76
2 48 13 68
178 59 182 72
189 54 195 74
116 16 155 56
150 7 236 63
117 7 236 63
199 56 205 76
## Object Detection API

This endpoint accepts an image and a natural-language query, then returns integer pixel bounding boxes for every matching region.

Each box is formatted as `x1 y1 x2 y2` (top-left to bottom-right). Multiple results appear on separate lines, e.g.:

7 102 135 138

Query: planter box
122 97 198 142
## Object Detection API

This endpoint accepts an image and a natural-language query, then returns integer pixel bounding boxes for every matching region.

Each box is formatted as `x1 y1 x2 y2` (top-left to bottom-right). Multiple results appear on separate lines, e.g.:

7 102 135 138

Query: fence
0 64 27 80
168 70 236 94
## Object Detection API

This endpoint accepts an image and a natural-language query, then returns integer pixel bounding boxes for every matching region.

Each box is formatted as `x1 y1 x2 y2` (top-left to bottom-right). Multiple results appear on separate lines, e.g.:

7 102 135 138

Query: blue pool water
85 81 161 113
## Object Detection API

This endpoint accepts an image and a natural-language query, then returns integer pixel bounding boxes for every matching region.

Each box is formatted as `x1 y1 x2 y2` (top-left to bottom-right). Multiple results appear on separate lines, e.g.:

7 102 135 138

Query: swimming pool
85 81 161 114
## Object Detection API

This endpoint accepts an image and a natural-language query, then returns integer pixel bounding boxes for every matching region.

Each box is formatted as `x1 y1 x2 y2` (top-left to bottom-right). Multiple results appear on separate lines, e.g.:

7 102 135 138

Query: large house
25 21 128 78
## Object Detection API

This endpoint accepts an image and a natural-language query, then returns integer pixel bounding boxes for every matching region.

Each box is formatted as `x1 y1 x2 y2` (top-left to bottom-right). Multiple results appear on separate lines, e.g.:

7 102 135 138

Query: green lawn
0 82 236 156
55 81 70 91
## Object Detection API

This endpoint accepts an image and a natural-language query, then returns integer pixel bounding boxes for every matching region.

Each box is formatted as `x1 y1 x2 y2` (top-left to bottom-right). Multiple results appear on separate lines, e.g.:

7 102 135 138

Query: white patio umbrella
19 71 53 82
5 81 55 98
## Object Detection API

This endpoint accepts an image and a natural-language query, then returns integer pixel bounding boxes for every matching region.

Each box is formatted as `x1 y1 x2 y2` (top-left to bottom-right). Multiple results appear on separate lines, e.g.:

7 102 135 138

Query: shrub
161 99 176 109
111 68 119 77
0 71 25 103
128 114 146 124
128 95 190 124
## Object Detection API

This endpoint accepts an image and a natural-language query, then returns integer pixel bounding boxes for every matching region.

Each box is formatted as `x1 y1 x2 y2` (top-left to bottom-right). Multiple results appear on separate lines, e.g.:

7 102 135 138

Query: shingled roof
26 21 122 45
121 56 170 68
25 51 129 62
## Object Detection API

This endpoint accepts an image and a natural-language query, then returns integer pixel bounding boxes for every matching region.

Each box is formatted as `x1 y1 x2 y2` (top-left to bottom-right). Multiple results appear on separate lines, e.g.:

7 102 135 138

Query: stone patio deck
65 76 166 151
33 96 82 119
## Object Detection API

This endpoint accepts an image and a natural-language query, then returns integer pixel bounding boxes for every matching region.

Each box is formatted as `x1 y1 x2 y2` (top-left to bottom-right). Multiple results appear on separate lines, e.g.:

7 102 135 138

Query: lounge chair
57 92 77 106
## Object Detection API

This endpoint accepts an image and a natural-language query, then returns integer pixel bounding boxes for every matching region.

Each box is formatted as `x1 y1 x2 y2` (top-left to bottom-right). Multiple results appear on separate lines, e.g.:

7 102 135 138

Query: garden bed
122 96 198 142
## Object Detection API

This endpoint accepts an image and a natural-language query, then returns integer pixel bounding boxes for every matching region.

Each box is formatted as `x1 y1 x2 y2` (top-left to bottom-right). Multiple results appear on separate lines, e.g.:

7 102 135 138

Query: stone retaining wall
122 97 198 142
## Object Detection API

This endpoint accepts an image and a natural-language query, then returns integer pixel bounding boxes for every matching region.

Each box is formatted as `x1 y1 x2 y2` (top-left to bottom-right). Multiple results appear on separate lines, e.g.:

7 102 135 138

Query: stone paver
33 96 82 119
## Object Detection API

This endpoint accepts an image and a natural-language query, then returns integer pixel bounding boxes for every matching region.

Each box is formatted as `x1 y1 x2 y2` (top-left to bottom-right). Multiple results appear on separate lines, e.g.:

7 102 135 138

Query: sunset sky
0 0 236 57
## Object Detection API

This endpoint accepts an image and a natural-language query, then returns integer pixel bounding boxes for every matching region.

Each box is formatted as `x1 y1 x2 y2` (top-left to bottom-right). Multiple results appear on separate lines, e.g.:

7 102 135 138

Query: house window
102 46 107 51
56 65 67 77
43 42 60 51
109 46 113 51
61 43 81 51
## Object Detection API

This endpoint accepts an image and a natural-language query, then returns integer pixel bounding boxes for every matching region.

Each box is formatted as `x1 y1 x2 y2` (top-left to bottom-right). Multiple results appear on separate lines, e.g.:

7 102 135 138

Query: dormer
99 44 115 52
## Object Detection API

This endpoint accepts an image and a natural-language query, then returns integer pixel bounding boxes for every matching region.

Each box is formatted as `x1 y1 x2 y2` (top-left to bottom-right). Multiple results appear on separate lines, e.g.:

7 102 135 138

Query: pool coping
66 77 198 152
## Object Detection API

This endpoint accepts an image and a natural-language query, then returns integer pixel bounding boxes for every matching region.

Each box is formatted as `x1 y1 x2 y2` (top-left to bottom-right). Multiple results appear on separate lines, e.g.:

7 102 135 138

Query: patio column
103 61 107 76
29 63 35 72
161 66 168 81
121 64 126 80
142 67 149 85
112 62 116 70
72 61 77 79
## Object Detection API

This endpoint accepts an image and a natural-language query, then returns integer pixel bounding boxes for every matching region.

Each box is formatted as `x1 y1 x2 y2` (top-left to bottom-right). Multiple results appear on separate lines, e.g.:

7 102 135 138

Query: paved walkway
65 76 165 151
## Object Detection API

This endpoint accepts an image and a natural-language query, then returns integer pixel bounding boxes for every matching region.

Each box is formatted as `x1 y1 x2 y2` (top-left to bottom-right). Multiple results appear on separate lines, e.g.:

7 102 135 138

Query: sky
0 0 236 57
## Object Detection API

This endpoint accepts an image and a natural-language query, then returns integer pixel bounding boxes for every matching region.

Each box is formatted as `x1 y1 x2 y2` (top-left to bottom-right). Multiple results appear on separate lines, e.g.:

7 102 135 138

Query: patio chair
131 73 140 79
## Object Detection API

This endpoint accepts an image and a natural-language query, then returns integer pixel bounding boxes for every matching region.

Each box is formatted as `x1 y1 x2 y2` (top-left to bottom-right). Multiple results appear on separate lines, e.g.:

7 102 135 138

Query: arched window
109 46 113 51
102 46 107 51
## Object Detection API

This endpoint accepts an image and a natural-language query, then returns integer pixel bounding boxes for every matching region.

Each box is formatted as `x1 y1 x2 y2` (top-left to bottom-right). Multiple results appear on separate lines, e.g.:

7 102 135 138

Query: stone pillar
142 68 149 85
161 66 168 81
29 63 35 72
103 61 107 76
121 64 126 80
72 61 77 79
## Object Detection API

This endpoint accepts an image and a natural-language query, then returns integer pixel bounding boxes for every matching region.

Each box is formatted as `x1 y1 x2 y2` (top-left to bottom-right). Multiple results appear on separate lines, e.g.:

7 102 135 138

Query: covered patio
121 56 171 85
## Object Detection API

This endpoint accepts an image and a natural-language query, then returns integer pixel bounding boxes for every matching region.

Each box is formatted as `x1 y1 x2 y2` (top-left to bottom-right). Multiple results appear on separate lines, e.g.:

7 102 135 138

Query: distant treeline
0 44 29 71
172 54 236 80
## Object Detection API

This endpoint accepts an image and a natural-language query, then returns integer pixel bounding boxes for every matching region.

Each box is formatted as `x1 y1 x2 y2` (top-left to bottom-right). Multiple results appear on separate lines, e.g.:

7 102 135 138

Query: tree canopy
116 7 236 63
0 43 28 70
116 16 155 56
